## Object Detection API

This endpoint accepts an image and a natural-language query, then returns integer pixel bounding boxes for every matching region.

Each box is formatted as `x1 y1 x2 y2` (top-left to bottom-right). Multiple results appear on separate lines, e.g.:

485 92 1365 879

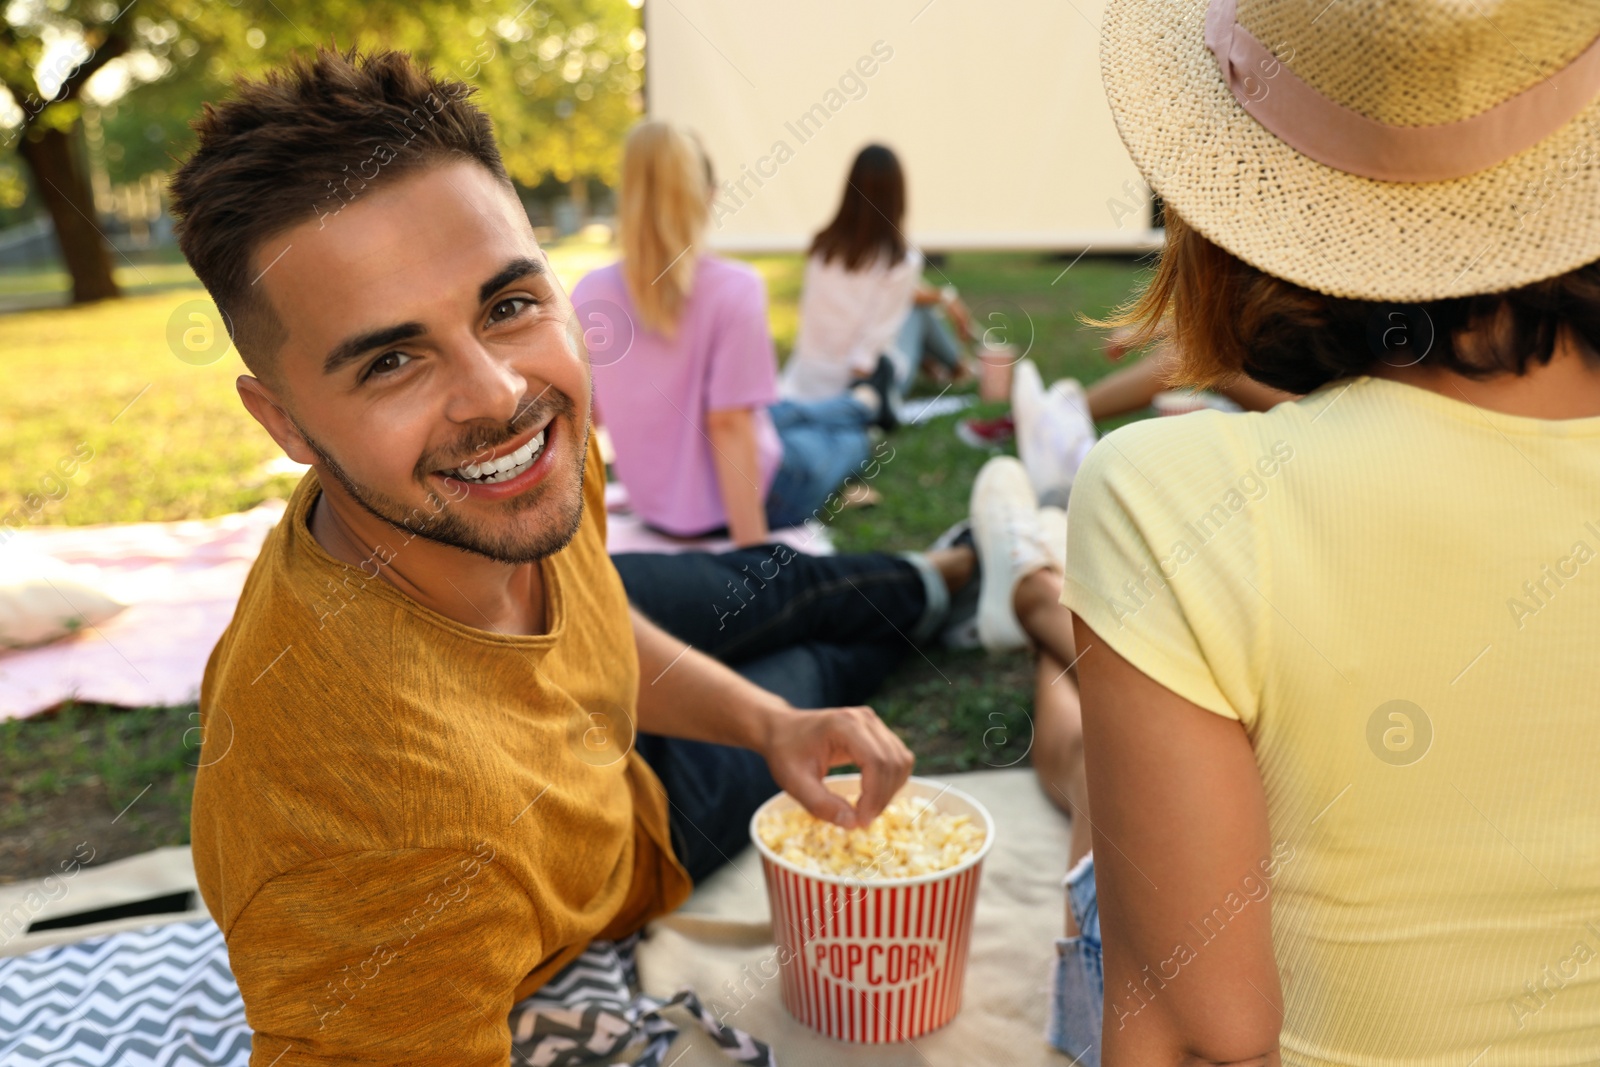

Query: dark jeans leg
615 548 943 884
631 728 780 885
612 546 935 664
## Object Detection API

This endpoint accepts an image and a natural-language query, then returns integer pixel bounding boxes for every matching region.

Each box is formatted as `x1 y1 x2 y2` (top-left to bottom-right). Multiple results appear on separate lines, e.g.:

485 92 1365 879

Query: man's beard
297 389 589 565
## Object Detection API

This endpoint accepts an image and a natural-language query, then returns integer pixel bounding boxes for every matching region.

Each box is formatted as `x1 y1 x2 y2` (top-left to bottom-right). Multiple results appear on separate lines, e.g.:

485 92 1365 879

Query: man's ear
237 375 316 466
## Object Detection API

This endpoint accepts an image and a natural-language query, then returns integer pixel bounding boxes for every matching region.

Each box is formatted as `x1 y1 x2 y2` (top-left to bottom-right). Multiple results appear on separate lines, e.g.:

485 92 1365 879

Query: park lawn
0 245 1150 882
0 261 204 300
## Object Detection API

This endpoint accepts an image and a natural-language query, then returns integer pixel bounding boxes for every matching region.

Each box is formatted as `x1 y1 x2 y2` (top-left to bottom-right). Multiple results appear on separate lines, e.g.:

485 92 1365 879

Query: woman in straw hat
1052 0 1600 1062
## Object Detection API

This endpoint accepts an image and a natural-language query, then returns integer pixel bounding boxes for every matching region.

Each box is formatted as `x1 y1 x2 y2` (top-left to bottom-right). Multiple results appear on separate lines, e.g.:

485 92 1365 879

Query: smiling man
170 47 914 1065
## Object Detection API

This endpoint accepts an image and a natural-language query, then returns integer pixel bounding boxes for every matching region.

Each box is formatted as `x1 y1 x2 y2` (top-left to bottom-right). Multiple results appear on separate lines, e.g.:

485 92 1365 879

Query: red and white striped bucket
750 775 994 1042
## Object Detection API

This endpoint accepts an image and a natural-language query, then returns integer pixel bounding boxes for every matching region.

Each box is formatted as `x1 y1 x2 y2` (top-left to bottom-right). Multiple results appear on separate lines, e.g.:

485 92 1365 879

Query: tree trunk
568 175 589 224
18 124 120 304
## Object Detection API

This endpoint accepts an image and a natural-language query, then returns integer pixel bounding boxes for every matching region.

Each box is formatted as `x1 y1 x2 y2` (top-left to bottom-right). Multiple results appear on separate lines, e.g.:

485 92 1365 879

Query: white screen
644 0 1159 252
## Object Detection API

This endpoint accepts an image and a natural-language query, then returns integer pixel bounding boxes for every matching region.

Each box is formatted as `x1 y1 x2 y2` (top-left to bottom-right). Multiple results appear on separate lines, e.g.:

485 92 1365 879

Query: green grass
0 245 206 303
0 262 204 299
0 702 199 885
0 291 301 527
0 243 1149 881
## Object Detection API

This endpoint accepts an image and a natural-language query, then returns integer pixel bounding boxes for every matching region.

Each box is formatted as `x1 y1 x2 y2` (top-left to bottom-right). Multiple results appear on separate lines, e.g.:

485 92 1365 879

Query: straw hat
1101 0 1600 301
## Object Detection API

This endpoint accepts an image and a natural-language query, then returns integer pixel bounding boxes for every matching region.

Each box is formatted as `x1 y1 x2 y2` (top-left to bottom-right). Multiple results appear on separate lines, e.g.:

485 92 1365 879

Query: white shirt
779 247 923 400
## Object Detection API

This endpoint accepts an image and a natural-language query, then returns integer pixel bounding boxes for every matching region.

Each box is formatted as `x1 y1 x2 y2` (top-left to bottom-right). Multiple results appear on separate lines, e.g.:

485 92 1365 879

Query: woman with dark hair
1042 0 1600 1063
779 144 972 405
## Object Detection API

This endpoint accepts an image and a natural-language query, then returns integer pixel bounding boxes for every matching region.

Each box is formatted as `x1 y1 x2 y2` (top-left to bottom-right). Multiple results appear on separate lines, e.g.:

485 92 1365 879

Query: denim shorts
1047 852 1102 1065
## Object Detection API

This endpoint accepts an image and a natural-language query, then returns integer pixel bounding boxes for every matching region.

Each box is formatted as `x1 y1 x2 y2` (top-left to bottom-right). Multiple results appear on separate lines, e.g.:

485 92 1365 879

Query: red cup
750 775 995 1042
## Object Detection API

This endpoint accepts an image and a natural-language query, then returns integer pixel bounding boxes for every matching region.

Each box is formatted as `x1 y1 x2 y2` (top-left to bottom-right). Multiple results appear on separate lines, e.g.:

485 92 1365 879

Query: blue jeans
612 546 947 884
886 304 964 399
766 396 873 530
1050 853 1103 1064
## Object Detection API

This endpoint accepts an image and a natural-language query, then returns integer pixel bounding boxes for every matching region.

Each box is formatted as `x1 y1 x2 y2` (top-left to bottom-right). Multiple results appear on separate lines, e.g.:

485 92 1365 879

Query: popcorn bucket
750 775 995 1042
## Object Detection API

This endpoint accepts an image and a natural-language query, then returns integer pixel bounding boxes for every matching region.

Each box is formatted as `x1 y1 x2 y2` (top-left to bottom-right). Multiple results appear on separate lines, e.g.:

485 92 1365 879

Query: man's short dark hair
169 46 512 377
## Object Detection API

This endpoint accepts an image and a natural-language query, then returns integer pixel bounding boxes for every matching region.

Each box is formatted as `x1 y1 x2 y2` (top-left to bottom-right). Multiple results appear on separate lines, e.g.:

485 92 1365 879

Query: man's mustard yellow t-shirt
191 430 692 1066
1062 374 1600 1066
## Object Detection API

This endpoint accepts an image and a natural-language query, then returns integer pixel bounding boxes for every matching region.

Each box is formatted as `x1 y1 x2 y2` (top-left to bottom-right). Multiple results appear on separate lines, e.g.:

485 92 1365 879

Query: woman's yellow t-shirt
191 429 692 1066
1062 374 1600 1066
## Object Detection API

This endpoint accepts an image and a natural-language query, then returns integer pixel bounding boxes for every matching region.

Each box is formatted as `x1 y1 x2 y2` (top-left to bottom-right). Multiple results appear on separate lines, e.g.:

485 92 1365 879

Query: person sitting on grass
164 46 987 1065
956 341 1297 465
1086 329 1297 419
575 121 897 546
778 143 974 406
1057 0 1600 1062
1000 344 1290 516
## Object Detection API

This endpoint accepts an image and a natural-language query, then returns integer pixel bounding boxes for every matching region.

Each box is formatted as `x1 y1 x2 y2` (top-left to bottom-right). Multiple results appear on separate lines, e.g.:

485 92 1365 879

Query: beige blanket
638 768 1076 1066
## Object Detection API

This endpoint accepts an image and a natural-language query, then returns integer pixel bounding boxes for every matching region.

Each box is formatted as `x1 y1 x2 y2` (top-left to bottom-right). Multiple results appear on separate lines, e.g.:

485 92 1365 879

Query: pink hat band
1204 0 1600 183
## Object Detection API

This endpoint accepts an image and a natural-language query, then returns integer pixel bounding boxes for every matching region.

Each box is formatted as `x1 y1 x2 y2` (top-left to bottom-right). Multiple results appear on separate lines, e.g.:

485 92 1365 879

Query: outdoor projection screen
643 0 1159 252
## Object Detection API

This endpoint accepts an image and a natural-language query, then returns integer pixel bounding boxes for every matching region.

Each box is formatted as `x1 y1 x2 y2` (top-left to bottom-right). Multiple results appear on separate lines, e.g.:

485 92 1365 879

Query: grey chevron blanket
0 918 774 1066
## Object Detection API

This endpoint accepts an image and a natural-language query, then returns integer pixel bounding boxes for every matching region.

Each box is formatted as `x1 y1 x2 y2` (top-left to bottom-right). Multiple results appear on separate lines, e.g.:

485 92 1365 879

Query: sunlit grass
0 260 203 298
0 286 292 526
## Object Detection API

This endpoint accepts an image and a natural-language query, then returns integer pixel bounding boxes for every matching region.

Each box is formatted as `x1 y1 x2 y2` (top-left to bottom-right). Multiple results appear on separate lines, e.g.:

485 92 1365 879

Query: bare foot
925 545 976 594
837 483 882 509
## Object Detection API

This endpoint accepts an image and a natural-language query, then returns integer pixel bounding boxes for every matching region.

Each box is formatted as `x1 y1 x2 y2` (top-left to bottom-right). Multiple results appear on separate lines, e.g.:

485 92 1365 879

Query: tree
2 0 274 301
2 0 645 304
461 3 646 193
96 0 647 212
1 6 134 302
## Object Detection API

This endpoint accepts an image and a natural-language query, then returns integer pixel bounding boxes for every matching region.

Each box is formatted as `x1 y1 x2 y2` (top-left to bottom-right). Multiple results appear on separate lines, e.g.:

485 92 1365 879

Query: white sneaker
970 456 1054 652
1011 359 1049 496
1036 378 1098 508
1014 362 1097 508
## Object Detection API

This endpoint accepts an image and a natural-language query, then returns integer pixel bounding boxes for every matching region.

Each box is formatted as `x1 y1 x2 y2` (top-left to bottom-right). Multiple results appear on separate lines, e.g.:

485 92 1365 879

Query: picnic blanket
0 504 287 722
0 771 1072 1066
0 489 833 722
0 921 775 1067
0 852 776 1067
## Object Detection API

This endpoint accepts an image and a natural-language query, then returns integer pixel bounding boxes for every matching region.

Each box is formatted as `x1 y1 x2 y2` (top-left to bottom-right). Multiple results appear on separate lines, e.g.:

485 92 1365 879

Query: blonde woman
1050 0 1600 1063
574 122 892 545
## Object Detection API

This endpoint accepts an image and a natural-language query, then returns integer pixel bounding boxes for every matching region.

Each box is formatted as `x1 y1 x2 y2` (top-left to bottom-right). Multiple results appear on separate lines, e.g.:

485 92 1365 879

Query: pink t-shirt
574 255 784 537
